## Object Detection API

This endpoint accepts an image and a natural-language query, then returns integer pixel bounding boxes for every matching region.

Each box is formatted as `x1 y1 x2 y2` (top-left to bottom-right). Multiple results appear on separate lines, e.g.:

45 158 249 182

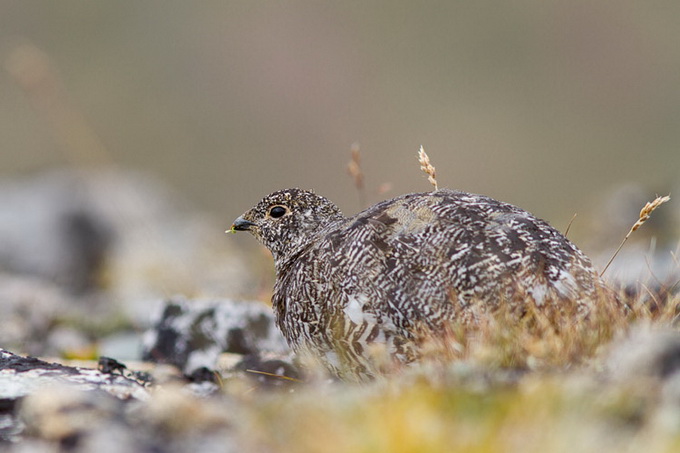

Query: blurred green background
1 1 678 239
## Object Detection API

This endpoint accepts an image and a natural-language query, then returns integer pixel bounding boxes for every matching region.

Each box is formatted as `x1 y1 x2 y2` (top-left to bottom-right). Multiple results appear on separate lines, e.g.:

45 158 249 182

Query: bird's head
231 188 344 263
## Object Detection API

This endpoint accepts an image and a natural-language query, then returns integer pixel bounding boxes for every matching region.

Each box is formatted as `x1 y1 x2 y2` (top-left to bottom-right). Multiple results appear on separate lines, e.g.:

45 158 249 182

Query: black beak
231 217 256 231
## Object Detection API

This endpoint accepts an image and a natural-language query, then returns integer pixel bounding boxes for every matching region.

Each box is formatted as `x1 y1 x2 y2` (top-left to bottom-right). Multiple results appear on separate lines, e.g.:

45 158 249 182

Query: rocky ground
0 168 679 452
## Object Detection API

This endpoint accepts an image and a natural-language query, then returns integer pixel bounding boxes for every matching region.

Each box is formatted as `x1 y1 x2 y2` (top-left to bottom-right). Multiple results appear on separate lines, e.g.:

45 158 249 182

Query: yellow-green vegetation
228 289 680 453
241 378 656 453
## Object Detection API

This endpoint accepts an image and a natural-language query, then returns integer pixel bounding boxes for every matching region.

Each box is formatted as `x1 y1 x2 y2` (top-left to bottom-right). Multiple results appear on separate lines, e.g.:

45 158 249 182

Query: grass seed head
632 195 671 232
417 146 438 191
601 194 671 276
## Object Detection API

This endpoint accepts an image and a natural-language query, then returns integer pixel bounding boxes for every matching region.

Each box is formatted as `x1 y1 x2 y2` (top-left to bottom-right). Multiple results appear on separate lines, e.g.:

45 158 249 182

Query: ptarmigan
232 188 604 379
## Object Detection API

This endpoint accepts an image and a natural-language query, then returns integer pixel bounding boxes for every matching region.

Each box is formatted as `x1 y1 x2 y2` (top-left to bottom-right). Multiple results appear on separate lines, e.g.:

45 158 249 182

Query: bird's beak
230 217 256 232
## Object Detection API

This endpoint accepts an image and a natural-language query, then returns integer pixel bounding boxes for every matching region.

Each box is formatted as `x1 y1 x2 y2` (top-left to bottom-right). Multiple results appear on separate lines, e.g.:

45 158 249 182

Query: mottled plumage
232 188 603 379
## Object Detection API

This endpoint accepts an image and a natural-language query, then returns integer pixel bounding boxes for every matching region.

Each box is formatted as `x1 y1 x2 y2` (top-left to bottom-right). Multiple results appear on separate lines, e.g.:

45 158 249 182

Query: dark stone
142 296 290 374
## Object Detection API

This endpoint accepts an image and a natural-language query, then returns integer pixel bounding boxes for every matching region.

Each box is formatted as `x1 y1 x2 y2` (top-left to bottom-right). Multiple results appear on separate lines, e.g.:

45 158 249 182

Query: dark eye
269 206 288 218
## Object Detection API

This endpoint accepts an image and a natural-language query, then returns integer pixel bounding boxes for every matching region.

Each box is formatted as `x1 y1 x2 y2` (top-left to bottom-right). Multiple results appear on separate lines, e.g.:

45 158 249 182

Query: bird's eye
269 205 288 218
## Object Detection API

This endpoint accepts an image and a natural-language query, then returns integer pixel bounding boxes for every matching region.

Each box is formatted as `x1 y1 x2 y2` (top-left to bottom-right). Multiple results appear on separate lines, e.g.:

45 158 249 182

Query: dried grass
347 142 367 208
417 146 438 191
241 287 680 453
601 195 671 276
564 212 578 237
5 42 111 166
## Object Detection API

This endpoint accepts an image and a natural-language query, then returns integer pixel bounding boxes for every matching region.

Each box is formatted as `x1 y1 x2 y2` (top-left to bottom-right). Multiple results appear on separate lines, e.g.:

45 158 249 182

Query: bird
231 188 605 379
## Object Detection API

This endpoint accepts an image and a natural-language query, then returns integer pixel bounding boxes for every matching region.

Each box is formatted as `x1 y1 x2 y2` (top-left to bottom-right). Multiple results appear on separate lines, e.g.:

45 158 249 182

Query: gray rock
605 327 680 381
0 170 112 294
0 274 66 356
0 348 149 446
0 349 149 402
0 168 254 357
4 364 238 452
0 168 252 314
142 296 290 375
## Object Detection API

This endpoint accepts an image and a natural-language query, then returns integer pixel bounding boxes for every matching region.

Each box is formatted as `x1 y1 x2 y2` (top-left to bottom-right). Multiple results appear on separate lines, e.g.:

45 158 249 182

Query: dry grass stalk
415 286 664 373
600 194 671 277
5 42 111 167
417 146 438 191
564 213 577 238
245 368 303 383
346 142 366 208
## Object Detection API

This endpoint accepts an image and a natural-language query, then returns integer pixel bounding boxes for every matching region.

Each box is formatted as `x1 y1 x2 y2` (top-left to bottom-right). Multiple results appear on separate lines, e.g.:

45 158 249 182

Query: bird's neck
272 216 344 272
